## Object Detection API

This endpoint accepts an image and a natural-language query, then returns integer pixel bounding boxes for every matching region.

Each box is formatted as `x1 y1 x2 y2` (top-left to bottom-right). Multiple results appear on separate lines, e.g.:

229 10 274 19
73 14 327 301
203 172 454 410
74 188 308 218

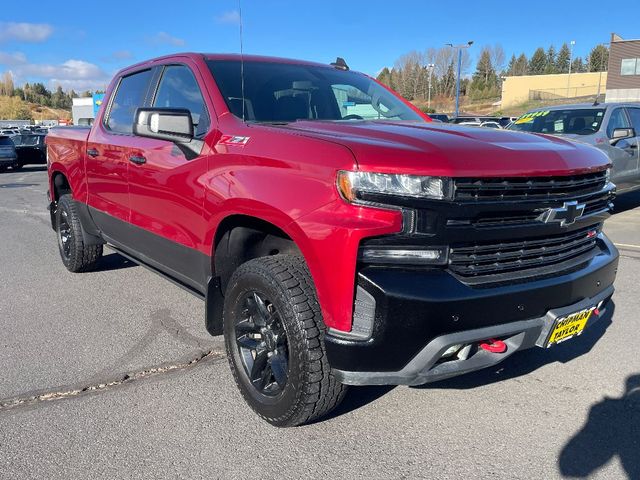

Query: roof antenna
331 57 349 71
238 0 246 122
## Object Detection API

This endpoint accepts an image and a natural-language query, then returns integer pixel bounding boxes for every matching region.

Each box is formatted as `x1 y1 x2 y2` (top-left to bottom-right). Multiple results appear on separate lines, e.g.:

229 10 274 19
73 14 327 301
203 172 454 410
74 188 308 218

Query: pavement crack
0 350 224 413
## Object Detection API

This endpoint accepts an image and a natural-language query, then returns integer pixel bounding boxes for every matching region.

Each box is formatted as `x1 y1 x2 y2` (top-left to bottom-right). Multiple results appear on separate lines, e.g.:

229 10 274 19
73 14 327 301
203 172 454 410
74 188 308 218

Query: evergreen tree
556 43 571 73
470 47 498 99
507 54 517 76
571 57 586 73
376 67 392 87
588 45 609 72
514 53 528 76
545 45 557 73
528 48 547 75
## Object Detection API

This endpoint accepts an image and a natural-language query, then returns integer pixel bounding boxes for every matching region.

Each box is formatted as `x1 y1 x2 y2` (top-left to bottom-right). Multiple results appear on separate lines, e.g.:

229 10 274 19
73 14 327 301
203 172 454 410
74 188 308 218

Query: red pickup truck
47 53 619 427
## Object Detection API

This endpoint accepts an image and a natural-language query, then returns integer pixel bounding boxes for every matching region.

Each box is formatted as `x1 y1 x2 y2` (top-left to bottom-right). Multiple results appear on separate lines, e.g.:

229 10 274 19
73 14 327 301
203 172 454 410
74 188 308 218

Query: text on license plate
547 307 595 347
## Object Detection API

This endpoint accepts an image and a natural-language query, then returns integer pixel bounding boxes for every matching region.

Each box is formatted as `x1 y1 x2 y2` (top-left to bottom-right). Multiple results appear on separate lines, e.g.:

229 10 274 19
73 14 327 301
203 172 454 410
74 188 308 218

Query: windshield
206 60 424 123
508 108 606 135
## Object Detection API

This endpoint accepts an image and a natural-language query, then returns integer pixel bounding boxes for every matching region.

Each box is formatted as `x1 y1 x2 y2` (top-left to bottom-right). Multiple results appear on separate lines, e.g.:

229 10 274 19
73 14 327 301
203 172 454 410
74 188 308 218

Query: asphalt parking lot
1 167 639 479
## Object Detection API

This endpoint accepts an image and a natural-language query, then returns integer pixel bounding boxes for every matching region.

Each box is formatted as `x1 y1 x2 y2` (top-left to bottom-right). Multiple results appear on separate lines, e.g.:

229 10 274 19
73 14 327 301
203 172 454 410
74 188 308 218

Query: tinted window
626 108 640 133
106 69 153 134
206 60 423 123
509 109 605 135
153 65 210 136
607 108 631 138
0 136 13 146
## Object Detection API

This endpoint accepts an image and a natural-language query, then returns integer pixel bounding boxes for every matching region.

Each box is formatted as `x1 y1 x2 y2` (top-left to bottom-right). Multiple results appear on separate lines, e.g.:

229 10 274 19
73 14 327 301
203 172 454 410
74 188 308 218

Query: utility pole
446 41 473 119
427 63 435 109
567 40 575 98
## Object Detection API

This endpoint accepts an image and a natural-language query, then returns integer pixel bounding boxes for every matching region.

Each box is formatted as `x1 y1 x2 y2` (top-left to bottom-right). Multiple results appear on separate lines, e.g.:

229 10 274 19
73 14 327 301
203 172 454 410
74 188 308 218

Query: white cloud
0 22 53 43
148 32 185 47
215 10 241 25
0 51 27 65
0 52 111 91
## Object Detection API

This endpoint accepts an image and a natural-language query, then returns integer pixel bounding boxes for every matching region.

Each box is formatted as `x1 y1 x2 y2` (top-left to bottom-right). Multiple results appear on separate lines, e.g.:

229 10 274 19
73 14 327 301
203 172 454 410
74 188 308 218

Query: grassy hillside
0 95 71 122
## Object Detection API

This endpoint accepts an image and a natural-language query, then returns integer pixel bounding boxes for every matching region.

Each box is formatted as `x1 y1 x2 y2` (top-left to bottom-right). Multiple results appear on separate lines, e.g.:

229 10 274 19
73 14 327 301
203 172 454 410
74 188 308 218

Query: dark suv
0 136 18 172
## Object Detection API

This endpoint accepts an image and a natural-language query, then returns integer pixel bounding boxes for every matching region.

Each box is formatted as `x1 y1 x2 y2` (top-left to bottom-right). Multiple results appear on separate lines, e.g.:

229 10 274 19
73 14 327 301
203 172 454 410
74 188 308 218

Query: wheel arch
206 212 315 336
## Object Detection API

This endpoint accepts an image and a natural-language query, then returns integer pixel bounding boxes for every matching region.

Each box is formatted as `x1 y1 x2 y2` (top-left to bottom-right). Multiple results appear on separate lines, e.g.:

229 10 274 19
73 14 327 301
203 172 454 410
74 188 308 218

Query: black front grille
449 226 600 277
454 170 608 201
451 190 613 228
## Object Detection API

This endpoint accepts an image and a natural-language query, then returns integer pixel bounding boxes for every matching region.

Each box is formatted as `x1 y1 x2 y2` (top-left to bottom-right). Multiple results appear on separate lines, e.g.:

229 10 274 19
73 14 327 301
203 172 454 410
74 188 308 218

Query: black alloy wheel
223 255 347 427
235 291 289 396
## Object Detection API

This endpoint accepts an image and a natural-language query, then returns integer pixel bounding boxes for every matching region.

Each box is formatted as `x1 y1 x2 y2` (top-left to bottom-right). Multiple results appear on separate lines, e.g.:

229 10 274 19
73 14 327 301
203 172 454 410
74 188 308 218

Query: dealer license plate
546 307 595 347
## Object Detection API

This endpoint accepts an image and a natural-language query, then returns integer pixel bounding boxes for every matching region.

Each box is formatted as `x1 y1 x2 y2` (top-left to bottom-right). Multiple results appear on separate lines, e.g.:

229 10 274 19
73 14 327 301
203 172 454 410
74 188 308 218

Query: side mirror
133 108 194 143
610 127 635 145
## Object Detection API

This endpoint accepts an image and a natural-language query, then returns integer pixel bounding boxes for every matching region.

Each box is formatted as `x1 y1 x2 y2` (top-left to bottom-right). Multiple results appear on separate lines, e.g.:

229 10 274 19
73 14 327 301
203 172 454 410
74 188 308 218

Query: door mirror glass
133 108 194 143
610 127 635 145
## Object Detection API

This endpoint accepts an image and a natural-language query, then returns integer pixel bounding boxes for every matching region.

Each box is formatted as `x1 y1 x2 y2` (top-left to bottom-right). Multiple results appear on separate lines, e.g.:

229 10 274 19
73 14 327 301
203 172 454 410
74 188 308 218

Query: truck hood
280 121 609 177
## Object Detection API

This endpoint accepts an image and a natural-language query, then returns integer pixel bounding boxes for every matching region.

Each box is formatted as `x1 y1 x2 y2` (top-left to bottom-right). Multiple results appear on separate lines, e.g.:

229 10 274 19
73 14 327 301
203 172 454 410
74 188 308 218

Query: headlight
337 171 451 204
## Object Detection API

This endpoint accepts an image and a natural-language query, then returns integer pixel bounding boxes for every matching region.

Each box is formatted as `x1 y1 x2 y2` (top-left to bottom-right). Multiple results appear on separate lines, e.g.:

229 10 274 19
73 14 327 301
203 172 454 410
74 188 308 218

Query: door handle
129 155 147 165
87 148 99 157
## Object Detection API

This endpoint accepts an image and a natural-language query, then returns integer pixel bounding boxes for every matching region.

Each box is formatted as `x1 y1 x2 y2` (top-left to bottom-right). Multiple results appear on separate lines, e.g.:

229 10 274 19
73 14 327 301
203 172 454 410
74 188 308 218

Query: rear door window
153 65 210 137
106 69 153 134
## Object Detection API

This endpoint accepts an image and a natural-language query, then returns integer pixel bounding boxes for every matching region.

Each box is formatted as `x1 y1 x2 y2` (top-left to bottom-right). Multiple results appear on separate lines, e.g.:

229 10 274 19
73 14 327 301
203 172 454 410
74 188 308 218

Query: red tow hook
479 339 507 354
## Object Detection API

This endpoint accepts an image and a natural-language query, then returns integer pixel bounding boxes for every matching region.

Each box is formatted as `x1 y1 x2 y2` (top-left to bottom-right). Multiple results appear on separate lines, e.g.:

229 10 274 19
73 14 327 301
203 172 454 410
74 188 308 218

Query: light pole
427 63 435 109
567 40 575 98
446 41 473 119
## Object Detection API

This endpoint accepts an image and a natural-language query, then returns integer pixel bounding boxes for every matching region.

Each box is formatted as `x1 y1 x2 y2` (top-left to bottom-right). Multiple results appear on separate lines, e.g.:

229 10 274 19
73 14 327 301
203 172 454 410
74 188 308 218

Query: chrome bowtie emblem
541 201 586 226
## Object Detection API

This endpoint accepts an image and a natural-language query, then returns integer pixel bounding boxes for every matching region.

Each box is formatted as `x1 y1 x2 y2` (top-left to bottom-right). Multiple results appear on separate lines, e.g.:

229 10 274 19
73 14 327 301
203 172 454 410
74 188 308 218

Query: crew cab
46 53 619 427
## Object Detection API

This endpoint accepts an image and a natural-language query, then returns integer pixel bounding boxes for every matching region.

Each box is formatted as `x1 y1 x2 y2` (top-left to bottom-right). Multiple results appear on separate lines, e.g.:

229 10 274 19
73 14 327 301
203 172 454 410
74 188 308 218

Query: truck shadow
417 302 615 391
96 252 137 272
558 373 640 479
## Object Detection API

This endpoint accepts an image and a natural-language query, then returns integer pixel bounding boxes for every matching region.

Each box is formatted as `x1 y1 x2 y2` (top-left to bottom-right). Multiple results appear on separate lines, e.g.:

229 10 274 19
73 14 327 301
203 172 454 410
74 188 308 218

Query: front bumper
326 234 619 386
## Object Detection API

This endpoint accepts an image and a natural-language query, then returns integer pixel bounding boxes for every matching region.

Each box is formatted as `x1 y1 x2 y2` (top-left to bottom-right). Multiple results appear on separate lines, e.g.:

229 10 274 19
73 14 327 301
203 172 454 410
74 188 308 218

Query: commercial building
71 93 105 126
606 33 640 102
501 72 607 109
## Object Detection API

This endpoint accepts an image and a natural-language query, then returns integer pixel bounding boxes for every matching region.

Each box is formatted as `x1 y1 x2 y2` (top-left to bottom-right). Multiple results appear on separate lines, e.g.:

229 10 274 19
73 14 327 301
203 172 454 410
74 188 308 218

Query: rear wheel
56 194 103 272
12 162 23 170
223 254 347 427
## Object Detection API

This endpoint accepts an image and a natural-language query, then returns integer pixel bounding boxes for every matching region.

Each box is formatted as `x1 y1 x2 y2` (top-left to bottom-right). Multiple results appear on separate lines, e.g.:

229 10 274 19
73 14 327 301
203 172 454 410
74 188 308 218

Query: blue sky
0 0 637 92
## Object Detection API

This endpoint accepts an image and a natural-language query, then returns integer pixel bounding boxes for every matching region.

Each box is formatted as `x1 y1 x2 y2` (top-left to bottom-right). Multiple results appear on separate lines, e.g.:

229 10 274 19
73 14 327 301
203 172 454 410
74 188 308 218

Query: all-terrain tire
223 254 347 427
56 194 103 272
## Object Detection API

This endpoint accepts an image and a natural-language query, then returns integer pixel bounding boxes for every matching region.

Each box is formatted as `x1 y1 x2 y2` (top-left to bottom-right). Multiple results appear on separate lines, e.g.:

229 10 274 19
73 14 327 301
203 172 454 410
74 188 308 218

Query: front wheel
223 254 347 427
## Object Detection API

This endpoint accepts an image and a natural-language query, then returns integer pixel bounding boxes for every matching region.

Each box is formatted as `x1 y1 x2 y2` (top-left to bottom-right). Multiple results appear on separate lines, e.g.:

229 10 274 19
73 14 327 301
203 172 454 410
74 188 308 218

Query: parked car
481 121 502 129
508 103 640 193
428 113 449 123
11 133 47 169
0 135 18 172
46 53 618 427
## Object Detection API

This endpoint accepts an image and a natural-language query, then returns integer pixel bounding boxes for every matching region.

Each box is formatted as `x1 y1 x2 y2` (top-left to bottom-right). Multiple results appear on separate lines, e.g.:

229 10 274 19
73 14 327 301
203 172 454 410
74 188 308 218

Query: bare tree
489 44 506 74
0 71 14 96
